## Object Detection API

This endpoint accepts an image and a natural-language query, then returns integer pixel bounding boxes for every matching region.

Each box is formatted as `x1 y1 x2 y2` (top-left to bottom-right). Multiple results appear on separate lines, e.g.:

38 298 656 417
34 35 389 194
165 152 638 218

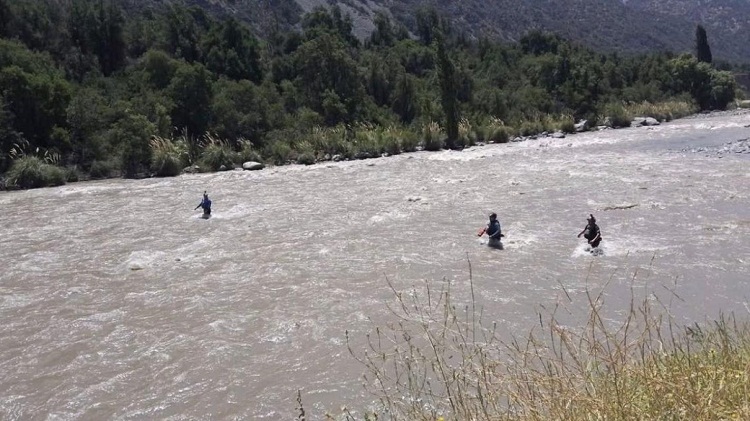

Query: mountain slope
131 0 750 63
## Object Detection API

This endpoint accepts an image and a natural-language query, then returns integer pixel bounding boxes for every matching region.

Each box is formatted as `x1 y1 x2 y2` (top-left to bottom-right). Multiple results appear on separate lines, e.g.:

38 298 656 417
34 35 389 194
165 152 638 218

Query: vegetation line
0 1 743 189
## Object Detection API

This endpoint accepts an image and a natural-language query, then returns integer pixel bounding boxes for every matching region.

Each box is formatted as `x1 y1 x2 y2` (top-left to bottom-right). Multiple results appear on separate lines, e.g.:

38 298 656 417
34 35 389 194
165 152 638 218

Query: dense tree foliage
0 1 742 187
695 25 713 64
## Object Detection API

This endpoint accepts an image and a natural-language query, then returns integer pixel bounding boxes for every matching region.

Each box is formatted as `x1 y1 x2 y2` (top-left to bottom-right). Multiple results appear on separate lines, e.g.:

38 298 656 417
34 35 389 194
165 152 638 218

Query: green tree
211 78 268 144
202 18 262 82
0 96 22 173
302 5 359 47
67 87 107 167
0 65 71 150
94 0 126 76
168 63 213 137
415 7 440 46
436 32 459 148
163 6 211 63
0 0 11 37
140 49 179 90
292 33 363 124
110 112 155 178
392 72 417 123
368 12 395 48
695 25 712 64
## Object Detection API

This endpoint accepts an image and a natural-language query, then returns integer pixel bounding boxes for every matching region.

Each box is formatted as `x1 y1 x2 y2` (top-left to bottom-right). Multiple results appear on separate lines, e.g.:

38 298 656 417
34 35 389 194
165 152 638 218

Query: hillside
130 0 750 63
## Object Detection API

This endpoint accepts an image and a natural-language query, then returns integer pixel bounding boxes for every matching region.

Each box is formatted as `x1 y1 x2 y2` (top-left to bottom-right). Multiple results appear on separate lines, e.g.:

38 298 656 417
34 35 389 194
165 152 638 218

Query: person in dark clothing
478 212 504 247
578 214 602 249
195 191 212 216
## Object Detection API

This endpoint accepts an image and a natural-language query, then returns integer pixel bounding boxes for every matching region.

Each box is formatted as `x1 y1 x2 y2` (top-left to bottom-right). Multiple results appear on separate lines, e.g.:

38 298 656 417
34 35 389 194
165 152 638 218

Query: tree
211 79 268 143
0 96 22 173
0 65 71 149
168 63 213 137
392 72 417 123
202 18 262 82
69 0 126 76
94 0 126 76
695 25 712 64
291 33 363 124
110 112 155 178
436 32 459 148
66 88 107 167
368 12 394 48
302 5 358 47
0 0 11 38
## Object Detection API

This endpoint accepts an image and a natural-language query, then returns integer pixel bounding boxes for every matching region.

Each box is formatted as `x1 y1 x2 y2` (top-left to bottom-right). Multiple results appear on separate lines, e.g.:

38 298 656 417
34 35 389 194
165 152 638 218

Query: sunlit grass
314 264 750 420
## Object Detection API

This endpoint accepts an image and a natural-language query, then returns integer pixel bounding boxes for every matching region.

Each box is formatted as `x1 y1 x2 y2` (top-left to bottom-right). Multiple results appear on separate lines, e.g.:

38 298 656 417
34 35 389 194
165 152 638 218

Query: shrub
238 139 263 163
150 136 187 177
352 126 384 159
309 125 349 157
199 143 238 171
602 102 632 128
519 119 544 136
196 134 238 171
6 156 66 189
89 159 119 179
485 117 510 143
458 118 473 147
64 166 81 182
422 121 444 151
383 126 404 155
294 140 316 165
400 128 420 152
624 100 698 122
263 139 295 165
557 115 576 133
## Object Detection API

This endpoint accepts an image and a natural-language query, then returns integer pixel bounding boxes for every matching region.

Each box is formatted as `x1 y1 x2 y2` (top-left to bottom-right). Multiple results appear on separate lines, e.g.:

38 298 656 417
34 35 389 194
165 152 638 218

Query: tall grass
199 133 239 171
602 102 633 128
5 156 66 189
484 117 511 143
150 136 187 177
331 264 750 420
5 141 66 188
624 100 699 122
423 121 445 151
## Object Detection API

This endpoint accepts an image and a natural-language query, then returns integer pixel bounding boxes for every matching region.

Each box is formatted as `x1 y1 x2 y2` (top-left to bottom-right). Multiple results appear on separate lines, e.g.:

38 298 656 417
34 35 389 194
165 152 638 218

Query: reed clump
330 264 750 420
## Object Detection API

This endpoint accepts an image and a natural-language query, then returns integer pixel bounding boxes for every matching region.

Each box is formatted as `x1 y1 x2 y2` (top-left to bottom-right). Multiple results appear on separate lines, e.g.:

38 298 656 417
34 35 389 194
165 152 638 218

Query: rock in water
242 161 265 171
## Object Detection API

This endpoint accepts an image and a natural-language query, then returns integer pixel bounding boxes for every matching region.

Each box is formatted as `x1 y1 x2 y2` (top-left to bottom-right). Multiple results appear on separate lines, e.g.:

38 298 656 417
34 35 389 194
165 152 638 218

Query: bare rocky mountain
129 0 750 63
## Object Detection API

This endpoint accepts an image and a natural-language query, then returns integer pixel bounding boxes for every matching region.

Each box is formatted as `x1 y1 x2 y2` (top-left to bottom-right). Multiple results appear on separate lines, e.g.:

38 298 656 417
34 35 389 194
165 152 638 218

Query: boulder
574 119 589 132
551 131 566 139
182 165 200 174
242 161 265 171
644 117 660 126
332 154 342 162
631 117 647 127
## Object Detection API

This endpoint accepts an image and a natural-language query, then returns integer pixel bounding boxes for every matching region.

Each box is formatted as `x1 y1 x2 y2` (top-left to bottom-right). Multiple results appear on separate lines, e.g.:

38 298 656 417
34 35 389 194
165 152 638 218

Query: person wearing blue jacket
195 191 212 216
478 212 504 247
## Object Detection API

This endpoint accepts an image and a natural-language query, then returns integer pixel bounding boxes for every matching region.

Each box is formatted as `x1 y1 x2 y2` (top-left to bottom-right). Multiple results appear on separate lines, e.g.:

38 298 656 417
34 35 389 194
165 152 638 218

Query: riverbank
2 100 714 191
332 273 750 420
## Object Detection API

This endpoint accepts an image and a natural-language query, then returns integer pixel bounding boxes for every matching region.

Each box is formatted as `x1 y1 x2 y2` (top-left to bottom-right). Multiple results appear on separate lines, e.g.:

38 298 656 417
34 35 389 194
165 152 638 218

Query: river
1 111 749 419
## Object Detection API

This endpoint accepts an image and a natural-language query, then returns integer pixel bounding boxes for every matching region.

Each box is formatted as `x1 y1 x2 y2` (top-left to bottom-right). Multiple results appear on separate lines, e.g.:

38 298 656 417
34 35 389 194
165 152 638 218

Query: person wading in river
478 212 504 247
578 214 602 250
195 191 212 217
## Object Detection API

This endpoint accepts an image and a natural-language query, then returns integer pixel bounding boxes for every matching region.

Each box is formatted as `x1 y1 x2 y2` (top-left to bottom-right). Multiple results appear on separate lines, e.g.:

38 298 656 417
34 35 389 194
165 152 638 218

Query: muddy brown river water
1 111 749 419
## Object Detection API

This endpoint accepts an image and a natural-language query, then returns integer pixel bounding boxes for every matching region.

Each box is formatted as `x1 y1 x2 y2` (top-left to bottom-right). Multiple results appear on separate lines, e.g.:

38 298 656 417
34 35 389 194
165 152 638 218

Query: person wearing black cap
578 214 601 249
478 212 504 247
